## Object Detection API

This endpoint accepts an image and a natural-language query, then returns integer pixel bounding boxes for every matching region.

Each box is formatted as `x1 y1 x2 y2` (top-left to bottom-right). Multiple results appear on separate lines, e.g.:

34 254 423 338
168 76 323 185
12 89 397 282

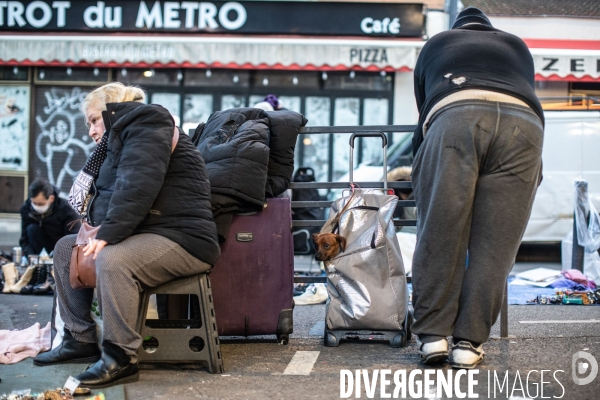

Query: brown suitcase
209 198 294 344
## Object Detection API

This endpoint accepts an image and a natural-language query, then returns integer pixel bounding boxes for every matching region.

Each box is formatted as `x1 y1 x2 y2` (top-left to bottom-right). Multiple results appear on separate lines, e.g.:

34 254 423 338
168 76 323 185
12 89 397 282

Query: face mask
32 201 51 214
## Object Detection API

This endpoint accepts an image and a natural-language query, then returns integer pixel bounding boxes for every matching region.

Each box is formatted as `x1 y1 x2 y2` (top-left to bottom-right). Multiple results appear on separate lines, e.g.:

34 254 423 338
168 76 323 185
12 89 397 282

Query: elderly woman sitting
33 82 220 388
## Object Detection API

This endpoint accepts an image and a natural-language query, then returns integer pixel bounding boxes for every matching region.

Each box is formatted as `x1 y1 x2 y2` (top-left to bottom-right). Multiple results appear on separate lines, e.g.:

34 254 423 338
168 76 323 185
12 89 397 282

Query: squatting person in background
410 7 544 369
19 178 80 257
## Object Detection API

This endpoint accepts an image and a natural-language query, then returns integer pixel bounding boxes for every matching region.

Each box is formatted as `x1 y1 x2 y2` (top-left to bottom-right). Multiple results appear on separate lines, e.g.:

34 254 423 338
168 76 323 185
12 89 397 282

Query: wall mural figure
0 86 30 171
34 86 93 196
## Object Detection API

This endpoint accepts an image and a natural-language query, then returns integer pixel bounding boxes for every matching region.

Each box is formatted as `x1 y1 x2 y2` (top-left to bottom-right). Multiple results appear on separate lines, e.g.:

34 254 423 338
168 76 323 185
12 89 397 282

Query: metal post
448 0 459 30
572 180 588 272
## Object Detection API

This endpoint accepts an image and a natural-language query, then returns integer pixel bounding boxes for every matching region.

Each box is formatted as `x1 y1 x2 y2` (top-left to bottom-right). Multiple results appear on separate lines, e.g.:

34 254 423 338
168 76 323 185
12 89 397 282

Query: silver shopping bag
322 190 408 331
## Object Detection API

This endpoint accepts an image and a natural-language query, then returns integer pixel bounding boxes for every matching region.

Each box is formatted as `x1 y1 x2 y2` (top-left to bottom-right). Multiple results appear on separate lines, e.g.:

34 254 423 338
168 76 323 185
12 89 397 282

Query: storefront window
185 70 250 87
222 94 246 110
325 72 393 91
151 93 181 126
332 97 360 180
35 67 109 83
0 66 29 81
256 71 320 89
362 98 390 164
249 95 265 107
183 94 213 133
279 96 301 113
0 86 30 171
117 68 181 86
303 96 331 184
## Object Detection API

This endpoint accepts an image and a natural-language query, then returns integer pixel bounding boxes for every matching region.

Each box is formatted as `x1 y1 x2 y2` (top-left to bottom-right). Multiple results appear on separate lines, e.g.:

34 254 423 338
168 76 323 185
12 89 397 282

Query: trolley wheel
390 332 407 348
277 334 289 345
324 331 339 347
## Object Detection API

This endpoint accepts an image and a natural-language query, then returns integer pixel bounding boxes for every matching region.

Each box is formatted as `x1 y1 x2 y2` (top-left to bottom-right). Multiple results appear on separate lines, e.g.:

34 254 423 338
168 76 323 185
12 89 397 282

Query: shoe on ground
2 263 19 293
9 266 35 293
33 265 55 295
21 266 45 294
76 342 139 388
293 282 307 297
451 340 484 369
294 283 328 305
416 336 448 364
33 329 100 366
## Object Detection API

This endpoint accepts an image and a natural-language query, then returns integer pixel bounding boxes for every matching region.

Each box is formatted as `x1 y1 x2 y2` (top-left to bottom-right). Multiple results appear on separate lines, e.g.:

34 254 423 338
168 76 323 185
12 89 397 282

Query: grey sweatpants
54 233 211 362
411 100 543 345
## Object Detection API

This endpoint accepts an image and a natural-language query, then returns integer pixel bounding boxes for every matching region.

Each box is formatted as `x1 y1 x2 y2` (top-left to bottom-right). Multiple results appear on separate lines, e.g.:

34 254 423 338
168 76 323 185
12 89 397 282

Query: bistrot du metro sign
0 1 425 37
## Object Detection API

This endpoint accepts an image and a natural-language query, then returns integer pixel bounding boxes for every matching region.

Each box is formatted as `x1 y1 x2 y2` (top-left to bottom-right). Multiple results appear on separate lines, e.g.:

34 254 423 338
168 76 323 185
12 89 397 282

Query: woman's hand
83 239 108 260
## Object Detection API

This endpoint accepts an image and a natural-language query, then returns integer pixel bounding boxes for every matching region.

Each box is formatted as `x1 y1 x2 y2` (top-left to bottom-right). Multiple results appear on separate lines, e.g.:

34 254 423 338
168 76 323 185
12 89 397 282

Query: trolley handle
349 131 388 190
349 132 388 148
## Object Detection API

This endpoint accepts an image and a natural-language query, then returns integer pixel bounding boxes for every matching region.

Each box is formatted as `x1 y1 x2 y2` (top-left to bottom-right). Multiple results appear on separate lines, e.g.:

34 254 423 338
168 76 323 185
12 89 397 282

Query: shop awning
527 40 600 82
0 34 423 71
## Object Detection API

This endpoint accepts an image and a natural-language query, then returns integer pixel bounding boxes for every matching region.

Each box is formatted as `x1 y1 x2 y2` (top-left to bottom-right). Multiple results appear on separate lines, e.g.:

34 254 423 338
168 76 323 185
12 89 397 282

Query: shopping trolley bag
321 132 411 347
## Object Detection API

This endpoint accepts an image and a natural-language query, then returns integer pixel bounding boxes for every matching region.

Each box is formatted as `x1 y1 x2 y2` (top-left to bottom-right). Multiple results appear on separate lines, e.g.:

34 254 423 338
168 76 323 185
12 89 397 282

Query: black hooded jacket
19 188 80 256
195 107 307 241
412 7 544 155
196 107 307 209
89 101 220 266
197 107 271 208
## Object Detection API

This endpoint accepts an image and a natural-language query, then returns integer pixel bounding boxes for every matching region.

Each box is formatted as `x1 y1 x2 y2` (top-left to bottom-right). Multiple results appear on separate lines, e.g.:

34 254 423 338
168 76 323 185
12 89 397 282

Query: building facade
0 0 599 215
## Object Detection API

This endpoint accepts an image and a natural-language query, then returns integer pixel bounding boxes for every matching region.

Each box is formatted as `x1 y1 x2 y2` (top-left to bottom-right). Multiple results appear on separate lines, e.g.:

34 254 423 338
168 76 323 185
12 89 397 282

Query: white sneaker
416 337 448 364
451 341 485 369
294 283 328 305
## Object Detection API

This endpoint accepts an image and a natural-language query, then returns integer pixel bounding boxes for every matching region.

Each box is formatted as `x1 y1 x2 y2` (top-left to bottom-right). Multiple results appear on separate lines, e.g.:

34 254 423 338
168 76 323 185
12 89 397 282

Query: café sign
0 1 425 37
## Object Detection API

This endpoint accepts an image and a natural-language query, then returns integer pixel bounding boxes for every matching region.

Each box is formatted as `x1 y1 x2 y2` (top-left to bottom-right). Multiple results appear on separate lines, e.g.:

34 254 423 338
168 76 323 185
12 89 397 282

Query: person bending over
410 7 544 369
33 82 220 388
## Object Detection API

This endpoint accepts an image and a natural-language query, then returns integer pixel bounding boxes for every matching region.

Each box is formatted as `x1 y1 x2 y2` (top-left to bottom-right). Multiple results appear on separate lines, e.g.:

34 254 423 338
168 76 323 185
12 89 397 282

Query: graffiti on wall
0 86 30 171
34 86 93 196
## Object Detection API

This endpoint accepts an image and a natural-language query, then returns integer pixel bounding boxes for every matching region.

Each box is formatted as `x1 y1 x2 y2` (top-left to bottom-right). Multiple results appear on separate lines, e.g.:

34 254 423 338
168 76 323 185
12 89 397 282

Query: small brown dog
312 233 347 263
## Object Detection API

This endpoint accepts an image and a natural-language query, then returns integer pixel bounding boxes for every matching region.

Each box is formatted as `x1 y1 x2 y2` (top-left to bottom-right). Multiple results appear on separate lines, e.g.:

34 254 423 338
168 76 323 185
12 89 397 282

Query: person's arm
96 107 173 244
63 203 81 235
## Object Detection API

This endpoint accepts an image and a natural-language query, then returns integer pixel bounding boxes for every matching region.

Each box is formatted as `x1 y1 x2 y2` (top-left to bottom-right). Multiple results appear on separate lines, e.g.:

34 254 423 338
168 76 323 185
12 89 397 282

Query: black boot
75 341 139 388
20 266 43 294
33 329 100 366
33 265 55 295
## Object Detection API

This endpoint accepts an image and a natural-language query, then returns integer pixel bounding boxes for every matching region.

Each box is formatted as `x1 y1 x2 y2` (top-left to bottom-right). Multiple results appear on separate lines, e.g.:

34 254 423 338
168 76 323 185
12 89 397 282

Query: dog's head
312 233 347 262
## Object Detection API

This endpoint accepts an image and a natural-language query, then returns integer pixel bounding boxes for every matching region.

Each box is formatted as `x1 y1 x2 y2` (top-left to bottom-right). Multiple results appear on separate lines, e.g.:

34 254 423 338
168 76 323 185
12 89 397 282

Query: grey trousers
54 233 211 362
411 100 543 345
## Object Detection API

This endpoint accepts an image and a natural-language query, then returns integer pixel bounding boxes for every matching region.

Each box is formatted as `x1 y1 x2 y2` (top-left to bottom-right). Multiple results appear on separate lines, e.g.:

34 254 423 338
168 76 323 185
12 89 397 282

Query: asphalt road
1 290 599 399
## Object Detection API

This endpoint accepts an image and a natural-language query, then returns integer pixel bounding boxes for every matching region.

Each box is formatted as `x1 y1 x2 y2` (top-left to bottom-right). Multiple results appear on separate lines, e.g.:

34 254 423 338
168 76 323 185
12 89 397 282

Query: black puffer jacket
19 188 80 256
90 102 220 266
197 108 270 207
264 110 308 197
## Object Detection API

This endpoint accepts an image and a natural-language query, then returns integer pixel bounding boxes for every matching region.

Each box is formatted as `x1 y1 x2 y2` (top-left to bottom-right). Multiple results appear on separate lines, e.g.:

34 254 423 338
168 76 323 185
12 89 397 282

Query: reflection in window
362 98 389 164
303 97 331 184
333 98 360 180
279 96 301 113
151 93 181 126
117 68 180 85
249 95 264 107
183 94 213 134
221 95 246 110
185 70 250 87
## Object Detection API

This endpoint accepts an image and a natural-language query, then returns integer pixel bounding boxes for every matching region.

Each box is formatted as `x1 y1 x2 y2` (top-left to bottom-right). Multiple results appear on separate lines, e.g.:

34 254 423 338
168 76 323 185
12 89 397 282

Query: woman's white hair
82 82 145 116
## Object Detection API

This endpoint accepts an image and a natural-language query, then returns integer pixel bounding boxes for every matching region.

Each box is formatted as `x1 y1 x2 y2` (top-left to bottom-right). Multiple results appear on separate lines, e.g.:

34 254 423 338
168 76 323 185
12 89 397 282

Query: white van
522 110 600 243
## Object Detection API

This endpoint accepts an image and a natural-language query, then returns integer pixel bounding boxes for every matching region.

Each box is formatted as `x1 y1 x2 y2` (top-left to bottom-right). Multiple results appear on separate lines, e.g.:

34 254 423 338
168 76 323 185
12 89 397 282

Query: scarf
68 131 108 216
